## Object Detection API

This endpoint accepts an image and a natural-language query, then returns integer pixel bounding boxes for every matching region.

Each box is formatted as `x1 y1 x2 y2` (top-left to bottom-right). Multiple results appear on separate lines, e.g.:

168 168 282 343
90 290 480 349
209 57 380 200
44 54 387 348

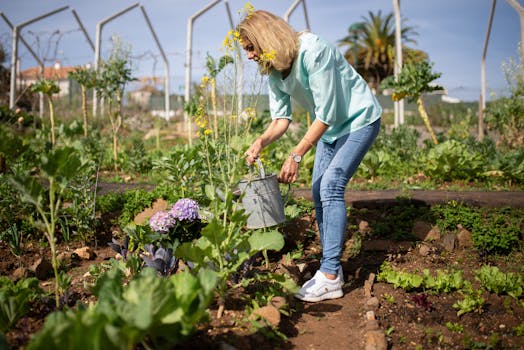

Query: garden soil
2 187 524 350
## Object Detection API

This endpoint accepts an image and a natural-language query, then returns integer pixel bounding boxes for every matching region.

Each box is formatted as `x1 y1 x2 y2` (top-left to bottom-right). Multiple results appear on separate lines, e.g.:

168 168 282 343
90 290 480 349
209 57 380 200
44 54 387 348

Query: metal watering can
237 159 288 229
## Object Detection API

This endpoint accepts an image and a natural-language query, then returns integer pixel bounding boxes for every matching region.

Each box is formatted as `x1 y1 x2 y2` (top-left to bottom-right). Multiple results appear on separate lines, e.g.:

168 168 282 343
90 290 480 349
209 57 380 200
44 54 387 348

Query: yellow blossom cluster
259 49 276 63
222 29 241 52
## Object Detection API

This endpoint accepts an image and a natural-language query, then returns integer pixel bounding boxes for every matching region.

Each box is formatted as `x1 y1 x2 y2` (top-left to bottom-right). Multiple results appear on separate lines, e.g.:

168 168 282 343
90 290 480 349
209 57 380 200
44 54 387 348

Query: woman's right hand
245 138 263 164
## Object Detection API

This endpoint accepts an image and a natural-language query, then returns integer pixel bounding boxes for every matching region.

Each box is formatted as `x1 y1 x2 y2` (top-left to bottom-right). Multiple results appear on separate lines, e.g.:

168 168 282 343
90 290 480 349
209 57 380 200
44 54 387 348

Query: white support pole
393 0 404 127
93 3 140 118
140 5 170 120
479 0 497 141
8 6 69 110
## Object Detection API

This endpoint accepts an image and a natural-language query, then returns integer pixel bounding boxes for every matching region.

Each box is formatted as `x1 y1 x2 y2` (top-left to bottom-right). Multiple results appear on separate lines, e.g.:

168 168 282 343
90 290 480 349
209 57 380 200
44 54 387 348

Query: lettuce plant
0 276 43 333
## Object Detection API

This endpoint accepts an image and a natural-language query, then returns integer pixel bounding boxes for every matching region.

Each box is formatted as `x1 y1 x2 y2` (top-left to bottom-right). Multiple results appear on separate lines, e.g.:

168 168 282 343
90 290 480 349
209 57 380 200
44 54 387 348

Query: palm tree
339 10 425 90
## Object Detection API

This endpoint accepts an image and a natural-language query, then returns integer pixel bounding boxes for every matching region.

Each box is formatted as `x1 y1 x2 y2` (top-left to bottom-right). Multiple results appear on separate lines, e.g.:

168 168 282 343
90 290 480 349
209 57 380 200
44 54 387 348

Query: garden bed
1 195 523 350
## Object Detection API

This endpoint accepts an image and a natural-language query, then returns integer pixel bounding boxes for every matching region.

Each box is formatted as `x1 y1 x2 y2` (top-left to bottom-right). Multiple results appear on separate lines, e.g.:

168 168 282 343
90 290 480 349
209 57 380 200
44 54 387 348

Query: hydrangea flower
149 211 176 233
169 198 200 222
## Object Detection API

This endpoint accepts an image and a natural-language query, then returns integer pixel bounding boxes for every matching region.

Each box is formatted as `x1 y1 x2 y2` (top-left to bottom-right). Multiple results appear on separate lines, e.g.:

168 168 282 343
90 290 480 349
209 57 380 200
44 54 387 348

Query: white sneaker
295 270 344 302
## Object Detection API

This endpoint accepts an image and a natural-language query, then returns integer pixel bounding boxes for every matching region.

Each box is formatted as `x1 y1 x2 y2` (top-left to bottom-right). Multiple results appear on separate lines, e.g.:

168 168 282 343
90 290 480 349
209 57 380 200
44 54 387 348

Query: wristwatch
290 152 302 163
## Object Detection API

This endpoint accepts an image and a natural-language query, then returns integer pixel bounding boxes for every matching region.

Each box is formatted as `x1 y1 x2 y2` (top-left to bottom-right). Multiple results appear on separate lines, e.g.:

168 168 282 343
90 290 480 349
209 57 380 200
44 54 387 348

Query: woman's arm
279 119 328 183
245 118 290 164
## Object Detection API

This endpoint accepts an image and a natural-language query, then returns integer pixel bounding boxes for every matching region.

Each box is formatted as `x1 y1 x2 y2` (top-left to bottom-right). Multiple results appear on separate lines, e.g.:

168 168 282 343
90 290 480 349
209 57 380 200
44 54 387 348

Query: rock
73 246 96 260
441 233 457 252
12 267 28 281
366 297 380 310
134 198 169 225
56 251 71 264
425 226 441 241
31 258 53 280
412 220 433 240
365 330 388 350
270 296 287 310
249 305 281 327
457 224 473 248
359 220 372 235
418 243 431 256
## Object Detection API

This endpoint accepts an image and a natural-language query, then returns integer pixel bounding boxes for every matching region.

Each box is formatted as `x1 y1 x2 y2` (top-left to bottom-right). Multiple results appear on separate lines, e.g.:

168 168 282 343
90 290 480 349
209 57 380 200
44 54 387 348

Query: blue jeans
312 118 381 276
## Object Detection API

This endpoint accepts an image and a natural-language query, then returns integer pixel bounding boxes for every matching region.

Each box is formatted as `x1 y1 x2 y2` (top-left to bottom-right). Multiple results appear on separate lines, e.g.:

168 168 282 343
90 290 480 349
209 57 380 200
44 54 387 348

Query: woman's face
241 38 259 61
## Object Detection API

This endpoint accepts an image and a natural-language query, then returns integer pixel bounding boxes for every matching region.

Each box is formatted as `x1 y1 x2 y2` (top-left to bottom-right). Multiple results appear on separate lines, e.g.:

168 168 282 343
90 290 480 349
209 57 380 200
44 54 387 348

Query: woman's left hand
278 157 299 183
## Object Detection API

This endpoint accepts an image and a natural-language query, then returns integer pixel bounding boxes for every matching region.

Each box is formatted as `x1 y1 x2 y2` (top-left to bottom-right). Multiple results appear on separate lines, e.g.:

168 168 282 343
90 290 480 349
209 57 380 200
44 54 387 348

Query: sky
0 0 521 102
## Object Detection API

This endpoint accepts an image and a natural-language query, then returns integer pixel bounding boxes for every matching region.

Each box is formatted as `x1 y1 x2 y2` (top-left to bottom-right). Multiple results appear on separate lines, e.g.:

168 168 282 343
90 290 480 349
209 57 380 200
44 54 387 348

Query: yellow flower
259 49 276 62
204 129 212 135
238 2 254 19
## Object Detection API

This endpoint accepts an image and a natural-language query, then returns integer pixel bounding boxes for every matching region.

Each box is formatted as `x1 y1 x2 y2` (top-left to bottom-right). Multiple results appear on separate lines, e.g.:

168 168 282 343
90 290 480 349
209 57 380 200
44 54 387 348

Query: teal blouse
268 32 382 144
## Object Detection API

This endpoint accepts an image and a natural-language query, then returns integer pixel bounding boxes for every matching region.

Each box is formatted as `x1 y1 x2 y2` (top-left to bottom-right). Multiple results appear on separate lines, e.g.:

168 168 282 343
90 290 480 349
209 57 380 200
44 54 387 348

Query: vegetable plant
30 79 60 147
68 67 97 137
380 60 443 144
9 146 87 307
0 276 43 332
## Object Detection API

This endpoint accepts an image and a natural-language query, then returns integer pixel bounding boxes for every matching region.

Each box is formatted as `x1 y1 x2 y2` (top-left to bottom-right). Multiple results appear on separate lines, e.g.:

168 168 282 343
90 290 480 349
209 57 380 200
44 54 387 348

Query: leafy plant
424 140 485 181
471 213 521 255
28 267 217 349
475 265 523 299
445 322 464 333
0 276 43 332
30 79 60 147
9 146 87 307
453 290 485 316
176 204 285 318
68 67 97 137
380 60 443 144
95 46 135 171
142 244 178 277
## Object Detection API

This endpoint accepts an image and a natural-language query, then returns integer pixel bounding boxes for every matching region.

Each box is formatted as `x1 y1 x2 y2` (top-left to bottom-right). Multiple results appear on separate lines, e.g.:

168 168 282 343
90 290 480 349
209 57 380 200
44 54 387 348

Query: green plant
0 224 23 258
28 267 217 349
424 140 485 181
9 146 87 307
475 265 523 299
0 276 43 332
68 66 97 137
453 290 485 316
513 321 524 336
380 60 443 144
432 201 482 232
30 79 60 147
484 55 523 150
445 322 464 333
471 213 521 255
176 203 285 318
95 42 135 172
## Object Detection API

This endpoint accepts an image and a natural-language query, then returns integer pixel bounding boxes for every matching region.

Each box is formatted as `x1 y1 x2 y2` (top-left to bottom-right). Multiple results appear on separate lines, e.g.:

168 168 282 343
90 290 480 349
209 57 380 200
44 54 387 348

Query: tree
30 79 60 147
96 57 134 172
68 67 97 137
339 10 425 90
380 60 442 144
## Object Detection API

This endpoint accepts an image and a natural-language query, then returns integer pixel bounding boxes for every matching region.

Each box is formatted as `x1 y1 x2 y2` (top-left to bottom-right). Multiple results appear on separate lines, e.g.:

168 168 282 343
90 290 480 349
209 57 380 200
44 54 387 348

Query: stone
270 296 287 310
31 258 53 280
134 198 169 225
412 220 433 241
425 226 441 241
12 267 28 281
366 297 380 310
365 330 388 350
359 220 372 235
418 243 431 256
73 246 96 260
441 233 457 252
457 224 473 248
249 305 281 327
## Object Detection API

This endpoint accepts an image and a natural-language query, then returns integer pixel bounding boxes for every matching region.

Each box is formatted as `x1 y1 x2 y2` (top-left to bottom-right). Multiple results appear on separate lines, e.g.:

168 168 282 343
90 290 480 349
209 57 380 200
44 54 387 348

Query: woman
240 10 382 302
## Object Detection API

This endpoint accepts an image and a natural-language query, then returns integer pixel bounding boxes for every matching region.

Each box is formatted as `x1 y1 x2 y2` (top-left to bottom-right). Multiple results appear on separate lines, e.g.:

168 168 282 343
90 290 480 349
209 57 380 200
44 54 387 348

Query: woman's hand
278 157 299 183
245 138 263 164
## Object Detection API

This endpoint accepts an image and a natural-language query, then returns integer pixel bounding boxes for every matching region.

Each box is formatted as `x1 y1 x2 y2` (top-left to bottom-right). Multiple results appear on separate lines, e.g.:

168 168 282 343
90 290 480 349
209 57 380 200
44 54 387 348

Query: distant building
18 62 77 97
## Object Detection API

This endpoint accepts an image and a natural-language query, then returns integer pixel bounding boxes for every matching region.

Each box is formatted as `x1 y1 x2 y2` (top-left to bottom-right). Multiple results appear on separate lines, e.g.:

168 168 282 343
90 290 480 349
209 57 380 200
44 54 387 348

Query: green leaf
248 230 285 253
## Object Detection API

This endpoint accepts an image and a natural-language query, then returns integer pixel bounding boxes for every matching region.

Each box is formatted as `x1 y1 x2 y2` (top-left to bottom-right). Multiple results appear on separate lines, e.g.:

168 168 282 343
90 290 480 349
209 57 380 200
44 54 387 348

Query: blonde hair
238 10 299 74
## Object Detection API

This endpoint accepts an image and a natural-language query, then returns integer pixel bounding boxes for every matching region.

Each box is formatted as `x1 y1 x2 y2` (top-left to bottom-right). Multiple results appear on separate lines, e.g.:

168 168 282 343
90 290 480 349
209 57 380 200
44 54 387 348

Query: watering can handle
249 158 266 178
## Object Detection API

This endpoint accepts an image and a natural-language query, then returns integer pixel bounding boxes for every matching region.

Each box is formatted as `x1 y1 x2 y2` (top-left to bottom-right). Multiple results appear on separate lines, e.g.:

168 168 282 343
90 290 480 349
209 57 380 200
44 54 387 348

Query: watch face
293 154 302 163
